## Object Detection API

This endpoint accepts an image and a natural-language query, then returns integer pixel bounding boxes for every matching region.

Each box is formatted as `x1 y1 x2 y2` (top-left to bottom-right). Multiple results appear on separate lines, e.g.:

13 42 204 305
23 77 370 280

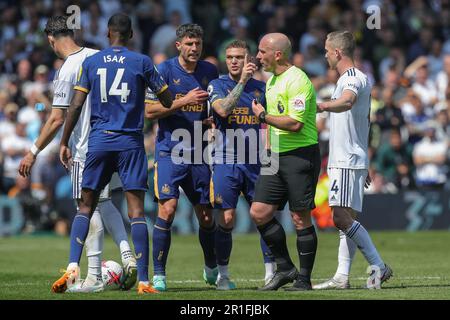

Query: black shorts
253 144 321 212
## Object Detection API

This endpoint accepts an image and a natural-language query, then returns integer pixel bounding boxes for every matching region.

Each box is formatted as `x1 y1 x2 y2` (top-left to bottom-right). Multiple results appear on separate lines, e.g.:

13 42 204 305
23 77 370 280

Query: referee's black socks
296 225 317 281
257 218 295 272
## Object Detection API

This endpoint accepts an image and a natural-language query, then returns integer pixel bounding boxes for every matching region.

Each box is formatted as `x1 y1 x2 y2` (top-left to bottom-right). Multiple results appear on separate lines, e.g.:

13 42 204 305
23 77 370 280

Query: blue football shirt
208 75 266 164
75 46 167 151
145 57 219 160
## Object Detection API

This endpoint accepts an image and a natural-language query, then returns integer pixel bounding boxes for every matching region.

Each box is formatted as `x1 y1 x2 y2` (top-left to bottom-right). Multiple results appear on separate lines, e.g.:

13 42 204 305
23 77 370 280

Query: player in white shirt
314 31 392 290
18 16 137 293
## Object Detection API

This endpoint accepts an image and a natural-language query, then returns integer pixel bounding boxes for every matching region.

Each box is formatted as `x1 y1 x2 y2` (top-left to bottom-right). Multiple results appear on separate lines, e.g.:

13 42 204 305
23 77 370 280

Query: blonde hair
326 31 355 57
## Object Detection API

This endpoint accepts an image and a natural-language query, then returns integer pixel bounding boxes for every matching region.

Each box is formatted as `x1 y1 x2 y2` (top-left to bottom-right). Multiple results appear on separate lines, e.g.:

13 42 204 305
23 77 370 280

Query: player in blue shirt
145 24 220 291
53 13 172 295
208 40 275 289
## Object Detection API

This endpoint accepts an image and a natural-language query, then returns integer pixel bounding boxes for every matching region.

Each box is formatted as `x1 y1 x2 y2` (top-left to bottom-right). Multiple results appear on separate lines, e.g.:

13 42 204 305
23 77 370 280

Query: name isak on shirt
103 55 126 64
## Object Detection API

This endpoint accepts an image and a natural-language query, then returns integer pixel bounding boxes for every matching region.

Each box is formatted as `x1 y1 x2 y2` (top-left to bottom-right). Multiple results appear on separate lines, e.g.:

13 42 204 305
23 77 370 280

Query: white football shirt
328 67 371 169
52 47 98 161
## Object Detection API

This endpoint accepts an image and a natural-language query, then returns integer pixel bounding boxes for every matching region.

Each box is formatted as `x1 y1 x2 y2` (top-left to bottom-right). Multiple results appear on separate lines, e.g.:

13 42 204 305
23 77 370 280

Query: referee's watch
258 111 267 124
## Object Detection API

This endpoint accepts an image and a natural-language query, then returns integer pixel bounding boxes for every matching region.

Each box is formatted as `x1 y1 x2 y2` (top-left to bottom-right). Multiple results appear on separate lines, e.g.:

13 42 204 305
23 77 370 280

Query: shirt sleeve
286 75 313 123
207 80 226 106
52 64 77 107
143 57 168 96
341 74 362 96
73 60 91 95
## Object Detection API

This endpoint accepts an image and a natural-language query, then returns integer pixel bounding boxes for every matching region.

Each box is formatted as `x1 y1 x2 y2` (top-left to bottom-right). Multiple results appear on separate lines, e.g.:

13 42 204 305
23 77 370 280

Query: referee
251 33 320 291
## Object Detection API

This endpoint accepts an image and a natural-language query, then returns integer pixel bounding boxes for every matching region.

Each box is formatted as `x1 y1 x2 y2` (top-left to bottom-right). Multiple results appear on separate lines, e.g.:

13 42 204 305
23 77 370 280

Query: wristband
30 144 40 156
258 111 267 124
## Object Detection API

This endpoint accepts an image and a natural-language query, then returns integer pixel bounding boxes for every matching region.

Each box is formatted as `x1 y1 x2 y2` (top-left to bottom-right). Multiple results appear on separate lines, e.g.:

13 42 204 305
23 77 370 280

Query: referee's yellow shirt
266 66 318 153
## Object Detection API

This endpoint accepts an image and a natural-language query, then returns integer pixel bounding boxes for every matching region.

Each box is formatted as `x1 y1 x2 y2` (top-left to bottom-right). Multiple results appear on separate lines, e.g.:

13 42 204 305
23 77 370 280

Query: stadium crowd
1 0 450 234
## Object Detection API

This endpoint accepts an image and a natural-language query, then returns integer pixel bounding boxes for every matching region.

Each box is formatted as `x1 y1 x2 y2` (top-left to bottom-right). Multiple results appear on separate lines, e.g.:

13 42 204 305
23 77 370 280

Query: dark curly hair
176 23 203 41
44 16 74 38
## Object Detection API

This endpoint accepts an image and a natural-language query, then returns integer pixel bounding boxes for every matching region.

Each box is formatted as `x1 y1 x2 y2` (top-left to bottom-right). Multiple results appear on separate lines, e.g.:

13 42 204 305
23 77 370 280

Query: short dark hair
108 13 132 40
225 40 250 52
176 23 203 41
44 16 74 38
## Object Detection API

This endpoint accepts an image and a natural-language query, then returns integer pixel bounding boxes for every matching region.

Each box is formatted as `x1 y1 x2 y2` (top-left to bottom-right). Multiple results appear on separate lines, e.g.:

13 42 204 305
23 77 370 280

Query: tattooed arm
212 54 257 118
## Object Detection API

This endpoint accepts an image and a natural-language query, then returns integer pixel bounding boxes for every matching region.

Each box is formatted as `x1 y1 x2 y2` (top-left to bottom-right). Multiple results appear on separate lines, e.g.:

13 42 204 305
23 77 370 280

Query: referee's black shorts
253 144 321 212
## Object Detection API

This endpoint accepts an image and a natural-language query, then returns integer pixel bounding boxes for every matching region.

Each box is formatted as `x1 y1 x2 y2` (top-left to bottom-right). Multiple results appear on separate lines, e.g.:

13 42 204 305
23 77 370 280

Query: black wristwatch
258 111 267 123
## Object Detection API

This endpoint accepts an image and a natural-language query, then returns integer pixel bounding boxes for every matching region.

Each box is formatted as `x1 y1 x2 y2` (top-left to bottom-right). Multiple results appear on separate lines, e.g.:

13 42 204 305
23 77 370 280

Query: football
101 260 123 290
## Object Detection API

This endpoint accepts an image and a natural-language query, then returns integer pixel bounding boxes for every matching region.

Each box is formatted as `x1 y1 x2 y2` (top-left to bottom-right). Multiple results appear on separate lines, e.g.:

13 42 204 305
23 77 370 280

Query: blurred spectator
81 2 109 49
378 47 405 82
434 107 450 142
436 54 450 102
1 122 32 193
220 5 249 39
149 10 182 57
164 0 192 25
375 88 405 138
427 39 444 80
299 18 327 56
413 122 448 188
411 65 438 109
365 168 398 194
374 129 414 190
369 85 383 121
0 102 19 141
402 90 432 144
137 1 166 55
303 43 327 77
407 28 434 64
7 175 42 233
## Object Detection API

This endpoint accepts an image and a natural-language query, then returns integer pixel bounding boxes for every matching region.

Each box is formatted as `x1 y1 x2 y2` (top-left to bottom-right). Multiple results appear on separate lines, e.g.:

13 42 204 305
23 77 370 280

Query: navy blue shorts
82 148 148 192
210 164 260 209
154 154 211 206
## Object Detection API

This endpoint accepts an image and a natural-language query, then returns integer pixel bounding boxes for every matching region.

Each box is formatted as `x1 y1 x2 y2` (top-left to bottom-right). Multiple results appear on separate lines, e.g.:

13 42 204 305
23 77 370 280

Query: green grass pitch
1 231 449 300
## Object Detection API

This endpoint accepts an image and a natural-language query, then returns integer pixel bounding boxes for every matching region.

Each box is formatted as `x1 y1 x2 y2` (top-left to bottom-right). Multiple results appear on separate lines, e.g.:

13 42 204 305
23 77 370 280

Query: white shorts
327 168 368 212
71 160 122 201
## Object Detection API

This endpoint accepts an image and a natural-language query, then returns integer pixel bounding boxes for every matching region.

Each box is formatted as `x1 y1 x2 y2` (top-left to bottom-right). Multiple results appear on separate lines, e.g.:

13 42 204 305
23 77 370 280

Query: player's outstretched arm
145 87 208 120
59 90 87 168
18 108 67 177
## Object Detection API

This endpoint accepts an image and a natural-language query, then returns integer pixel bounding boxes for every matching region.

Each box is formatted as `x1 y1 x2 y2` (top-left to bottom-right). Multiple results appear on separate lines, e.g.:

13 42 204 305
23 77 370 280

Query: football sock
199 220 217 269
296 225 317 281
257 218 295 272
85 209 104 280
69 212 90 264
344 221 384 269
264 262 276 280
260 237 275 263
152 217 172 276
335 230 357 279
98 200 133 264
218 264 229 279
130 217 149 282
215 225 233 269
